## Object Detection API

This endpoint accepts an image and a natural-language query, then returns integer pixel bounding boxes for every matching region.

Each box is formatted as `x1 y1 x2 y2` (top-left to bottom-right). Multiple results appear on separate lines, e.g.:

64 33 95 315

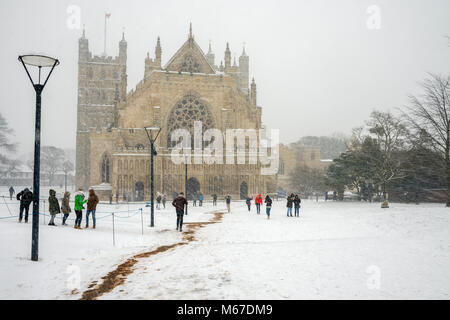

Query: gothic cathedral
75 25 276 200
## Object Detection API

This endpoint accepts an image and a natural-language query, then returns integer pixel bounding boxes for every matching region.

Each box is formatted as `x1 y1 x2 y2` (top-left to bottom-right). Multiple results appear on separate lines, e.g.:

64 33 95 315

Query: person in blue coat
198 193 203 206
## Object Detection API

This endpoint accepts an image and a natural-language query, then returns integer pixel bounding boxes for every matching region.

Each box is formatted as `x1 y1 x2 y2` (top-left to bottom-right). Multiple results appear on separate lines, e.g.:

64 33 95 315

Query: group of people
286 193 302 217
156 193 167 209
14 186 100 229
192 192 204 207
50 188 99 229
245 194 274 219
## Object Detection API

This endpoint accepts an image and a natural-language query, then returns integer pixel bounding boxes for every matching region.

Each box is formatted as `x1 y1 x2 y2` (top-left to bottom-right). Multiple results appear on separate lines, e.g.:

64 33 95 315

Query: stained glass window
167 93 215 148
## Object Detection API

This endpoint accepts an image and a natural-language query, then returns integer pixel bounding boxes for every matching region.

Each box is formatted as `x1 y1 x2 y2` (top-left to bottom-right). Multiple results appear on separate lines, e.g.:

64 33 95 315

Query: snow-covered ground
0 192 449 299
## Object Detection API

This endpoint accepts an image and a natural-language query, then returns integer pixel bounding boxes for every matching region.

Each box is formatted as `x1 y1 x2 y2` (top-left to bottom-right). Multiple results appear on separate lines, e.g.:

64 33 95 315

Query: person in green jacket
74 189 87 229
48 189 60 226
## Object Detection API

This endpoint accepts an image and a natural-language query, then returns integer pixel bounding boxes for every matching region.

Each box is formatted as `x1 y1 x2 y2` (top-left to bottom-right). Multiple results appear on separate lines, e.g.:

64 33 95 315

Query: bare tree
0 113 16 178
403 74 450 206
62 160 74 192
41 146 65 186
290 165 326 196
366 111 409 200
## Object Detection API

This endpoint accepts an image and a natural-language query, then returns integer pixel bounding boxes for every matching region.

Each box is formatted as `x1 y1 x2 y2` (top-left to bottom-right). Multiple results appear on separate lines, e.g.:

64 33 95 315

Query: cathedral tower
75 29 128 190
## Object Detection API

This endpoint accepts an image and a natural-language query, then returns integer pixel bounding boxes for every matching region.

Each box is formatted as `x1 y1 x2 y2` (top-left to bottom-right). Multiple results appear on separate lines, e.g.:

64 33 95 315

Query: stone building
75 25 276 200
277 144 331 191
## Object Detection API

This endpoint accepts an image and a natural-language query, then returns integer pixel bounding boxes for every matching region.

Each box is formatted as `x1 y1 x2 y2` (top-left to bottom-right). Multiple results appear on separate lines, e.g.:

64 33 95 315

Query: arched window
166 93 215 148
101 154 110 183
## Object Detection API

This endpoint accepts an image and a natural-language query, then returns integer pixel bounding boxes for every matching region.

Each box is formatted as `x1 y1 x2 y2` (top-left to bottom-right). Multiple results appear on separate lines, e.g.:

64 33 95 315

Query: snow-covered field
0 190 449 299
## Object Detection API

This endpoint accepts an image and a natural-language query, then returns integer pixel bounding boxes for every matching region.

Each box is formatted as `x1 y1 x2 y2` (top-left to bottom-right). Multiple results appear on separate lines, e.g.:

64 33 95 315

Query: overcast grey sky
0 0 449 156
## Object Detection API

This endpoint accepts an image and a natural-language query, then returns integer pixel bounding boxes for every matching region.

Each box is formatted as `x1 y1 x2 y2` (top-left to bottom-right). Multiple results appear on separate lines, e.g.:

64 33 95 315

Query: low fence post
2 196 12 216
140 208 144 236
112 212 116 246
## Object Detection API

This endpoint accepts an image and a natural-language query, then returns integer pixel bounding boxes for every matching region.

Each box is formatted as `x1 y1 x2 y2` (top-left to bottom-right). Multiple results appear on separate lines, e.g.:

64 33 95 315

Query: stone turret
224 42 231 69
238 45 249 93
78 27 90 62
144 37 163 78
251 78 257 107
155 36 162 66
206 41 215 69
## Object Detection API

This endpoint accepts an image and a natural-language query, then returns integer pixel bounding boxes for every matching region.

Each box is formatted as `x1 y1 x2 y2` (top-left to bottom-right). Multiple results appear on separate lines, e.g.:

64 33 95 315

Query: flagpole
104 13 107 56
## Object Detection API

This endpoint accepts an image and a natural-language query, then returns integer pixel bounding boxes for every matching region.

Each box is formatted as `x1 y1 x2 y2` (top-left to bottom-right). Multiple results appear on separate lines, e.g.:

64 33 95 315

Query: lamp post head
18 55 59 68
18 54 59 90
144 126 162 142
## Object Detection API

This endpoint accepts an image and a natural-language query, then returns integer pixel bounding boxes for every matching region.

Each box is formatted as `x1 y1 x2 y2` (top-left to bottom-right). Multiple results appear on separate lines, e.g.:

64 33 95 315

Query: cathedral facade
75 25 276 200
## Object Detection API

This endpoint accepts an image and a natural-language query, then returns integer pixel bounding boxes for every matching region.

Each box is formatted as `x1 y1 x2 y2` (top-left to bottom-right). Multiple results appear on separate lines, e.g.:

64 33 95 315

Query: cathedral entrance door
240 181 248 200
187 177 200 201
135 181 144 201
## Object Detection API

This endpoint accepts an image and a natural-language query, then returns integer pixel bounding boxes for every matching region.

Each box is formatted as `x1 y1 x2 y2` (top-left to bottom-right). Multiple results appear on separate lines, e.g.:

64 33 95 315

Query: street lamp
18 54 59 261
144 126 161 227
185 153 188 215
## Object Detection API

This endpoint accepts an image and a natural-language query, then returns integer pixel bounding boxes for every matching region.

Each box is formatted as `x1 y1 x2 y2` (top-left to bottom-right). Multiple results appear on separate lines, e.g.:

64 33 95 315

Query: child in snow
48 189 60 226
61 191 71 225
74 189 87 229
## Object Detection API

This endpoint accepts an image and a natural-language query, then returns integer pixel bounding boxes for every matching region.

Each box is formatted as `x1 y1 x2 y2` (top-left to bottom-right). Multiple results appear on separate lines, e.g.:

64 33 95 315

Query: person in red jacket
255 194 263 214
172 192 188 232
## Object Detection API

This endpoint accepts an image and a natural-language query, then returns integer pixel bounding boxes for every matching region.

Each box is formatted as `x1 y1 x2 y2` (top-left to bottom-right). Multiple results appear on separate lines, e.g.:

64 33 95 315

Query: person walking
74 189 87 229
245 195 252 211
265 195 273 219
172 192 187 232
115 190 119 203
61 191 71 225
17 188 33 223
255 193 263 214
193 192 197 207
198 193 203 206
109 193 113 204
293 194 301 217
225 195 231 213
156 193 162 210
86 188 99 229
9 186 15 200
286 193 294 217
162 194 167 209
212 194 217 206
48 189 60 226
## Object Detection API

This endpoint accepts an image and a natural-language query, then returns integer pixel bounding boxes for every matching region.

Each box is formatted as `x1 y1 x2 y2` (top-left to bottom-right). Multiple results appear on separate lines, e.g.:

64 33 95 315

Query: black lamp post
18 54 59 261
144 126 161 227
185 154 188 215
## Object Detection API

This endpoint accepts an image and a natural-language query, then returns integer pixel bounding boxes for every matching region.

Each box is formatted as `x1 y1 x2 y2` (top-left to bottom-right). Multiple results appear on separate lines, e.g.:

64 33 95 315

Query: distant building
278 144 331 191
